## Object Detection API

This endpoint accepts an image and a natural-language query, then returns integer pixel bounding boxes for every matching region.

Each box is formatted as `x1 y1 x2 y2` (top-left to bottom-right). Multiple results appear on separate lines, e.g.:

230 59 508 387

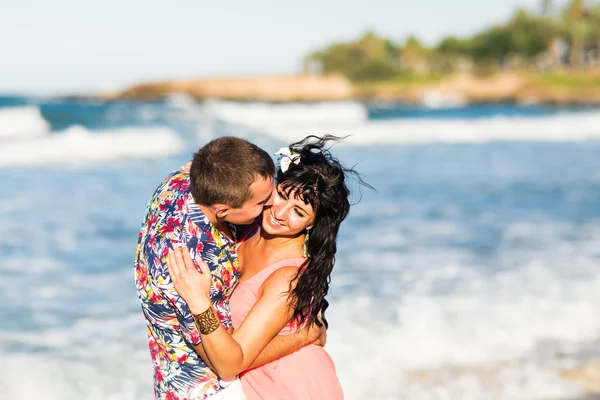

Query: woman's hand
167 245 212 314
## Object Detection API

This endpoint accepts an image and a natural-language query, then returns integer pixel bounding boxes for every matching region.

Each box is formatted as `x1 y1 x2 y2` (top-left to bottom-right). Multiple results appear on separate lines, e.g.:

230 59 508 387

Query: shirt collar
186 194 237 249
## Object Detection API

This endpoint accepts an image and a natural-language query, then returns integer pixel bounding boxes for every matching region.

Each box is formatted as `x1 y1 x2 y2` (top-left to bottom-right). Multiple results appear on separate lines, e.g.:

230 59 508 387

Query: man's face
223 176 274 225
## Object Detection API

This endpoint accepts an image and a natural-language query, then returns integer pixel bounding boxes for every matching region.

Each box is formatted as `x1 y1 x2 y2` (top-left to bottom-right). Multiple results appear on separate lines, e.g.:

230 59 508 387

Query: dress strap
254 257 306 282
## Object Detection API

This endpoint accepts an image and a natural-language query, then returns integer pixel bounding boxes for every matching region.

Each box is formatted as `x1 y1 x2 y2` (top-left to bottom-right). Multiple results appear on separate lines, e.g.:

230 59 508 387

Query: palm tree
562 0 589 68
588 4 600 63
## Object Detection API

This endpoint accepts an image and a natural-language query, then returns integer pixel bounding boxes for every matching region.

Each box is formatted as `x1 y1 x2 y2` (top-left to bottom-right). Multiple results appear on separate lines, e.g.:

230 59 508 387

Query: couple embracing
134 135 367 399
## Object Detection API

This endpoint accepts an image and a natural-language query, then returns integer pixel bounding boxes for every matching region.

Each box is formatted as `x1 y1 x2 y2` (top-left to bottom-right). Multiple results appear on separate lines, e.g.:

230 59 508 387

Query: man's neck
197 204 233 240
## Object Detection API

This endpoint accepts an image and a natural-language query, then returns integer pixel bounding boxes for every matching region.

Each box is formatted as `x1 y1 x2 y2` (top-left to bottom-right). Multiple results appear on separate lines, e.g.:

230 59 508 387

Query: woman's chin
261 222 281 236
261 214 279 232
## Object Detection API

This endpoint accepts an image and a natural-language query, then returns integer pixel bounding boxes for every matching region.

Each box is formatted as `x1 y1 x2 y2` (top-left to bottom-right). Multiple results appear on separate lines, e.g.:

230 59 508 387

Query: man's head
190 137 275 225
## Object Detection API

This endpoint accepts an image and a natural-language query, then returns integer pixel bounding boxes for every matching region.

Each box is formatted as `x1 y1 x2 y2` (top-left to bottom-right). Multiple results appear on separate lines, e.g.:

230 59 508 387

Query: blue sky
1 0 542 95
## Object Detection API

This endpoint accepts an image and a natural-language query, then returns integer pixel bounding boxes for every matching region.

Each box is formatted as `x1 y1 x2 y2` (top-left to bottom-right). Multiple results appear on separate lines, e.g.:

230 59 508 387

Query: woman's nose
272 202 288 221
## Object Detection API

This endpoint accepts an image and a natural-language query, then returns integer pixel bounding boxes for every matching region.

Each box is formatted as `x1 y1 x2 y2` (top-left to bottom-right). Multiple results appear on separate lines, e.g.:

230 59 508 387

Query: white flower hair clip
274 146 301 173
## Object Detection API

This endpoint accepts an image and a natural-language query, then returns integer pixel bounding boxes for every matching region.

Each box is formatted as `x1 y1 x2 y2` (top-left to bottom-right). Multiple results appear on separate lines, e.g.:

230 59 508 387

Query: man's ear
213 204 231 219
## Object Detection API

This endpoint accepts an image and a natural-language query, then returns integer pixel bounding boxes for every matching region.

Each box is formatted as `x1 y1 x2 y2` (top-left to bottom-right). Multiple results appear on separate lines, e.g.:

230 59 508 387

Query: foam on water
0 315 153 400
322 211 600 399
203 99 368 128
326 265 599 399
422 90 468 109
166 92 200 111
0 125 184 167
0 105 50 139
200 100 600 144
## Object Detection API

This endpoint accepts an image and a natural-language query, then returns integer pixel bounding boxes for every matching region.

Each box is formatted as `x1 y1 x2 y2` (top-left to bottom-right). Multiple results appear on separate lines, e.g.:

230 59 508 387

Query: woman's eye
295 209 305 218
277 190 288 200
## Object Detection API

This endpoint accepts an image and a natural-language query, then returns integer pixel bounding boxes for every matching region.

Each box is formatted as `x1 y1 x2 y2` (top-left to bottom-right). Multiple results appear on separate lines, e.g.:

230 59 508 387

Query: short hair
189 137 275 208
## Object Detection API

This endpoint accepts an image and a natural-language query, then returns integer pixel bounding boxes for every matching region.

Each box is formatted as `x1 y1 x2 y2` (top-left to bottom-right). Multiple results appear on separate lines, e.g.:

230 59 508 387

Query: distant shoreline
88 71 600 106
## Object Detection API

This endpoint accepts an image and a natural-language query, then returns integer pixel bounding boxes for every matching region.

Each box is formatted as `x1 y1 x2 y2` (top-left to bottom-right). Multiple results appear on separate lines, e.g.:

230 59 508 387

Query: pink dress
230 256 344 400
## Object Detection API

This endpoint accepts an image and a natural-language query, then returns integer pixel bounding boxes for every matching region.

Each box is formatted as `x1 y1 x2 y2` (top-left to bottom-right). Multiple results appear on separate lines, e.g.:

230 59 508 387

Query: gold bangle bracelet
192 306 220 335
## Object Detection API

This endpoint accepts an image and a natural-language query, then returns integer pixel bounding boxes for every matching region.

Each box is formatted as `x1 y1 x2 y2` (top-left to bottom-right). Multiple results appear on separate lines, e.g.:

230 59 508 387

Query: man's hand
180 162 192 173
247 317 328 370
304 317 327 347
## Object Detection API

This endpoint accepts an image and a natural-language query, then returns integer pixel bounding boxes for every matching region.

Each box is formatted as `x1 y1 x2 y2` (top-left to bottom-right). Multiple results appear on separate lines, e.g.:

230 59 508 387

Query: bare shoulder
259 266 301 297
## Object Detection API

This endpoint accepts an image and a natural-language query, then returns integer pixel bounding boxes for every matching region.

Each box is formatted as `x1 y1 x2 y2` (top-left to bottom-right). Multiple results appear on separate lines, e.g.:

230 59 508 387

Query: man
134 137 324 399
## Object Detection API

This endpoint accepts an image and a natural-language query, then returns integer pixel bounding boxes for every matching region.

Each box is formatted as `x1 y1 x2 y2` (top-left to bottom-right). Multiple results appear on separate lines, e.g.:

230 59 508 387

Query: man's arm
193 343 216 371
248 321 326 369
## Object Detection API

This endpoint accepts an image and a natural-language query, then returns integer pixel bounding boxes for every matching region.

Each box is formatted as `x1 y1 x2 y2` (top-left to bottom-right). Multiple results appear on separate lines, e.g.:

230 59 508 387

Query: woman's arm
205 268 298 378
167 247 300 379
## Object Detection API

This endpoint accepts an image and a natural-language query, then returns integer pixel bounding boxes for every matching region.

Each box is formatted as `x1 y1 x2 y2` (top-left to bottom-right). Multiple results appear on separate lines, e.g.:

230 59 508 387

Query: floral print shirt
134 166 240 399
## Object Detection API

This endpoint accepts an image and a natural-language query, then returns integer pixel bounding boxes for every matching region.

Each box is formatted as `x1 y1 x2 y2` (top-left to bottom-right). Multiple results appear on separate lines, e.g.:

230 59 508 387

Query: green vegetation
304 0 600 84
527 70 600 87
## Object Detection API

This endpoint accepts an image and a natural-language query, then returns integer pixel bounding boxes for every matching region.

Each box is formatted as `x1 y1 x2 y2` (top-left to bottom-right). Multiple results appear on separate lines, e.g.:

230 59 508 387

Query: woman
168 135 367 399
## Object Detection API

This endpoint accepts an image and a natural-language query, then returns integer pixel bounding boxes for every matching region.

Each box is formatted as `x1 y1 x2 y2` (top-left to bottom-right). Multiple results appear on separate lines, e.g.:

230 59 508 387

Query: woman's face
261 184 315 237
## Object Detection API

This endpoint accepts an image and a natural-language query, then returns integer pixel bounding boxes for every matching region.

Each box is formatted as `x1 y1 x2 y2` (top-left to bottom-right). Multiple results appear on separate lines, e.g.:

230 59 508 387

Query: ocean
1 95 599 399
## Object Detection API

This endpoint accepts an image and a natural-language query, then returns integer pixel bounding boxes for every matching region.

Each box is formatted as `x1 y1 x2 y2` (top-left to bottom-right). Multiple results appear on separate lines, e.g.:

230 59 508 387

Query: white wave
0 106 50 139
202 99 368 128
324 219 600 399
422 90 468 109
0 354 151 400
0 125 183 167
166 92 198 110
200 100 600 144
0 313 153 400
344 112 600 144
327 262 600 399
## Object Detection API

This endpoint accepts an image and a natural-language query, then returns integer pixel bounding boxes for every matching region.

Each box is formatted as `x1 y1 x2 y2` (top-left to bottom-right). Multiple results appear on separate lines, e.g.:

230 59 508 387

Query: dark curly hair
277 135 371 328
